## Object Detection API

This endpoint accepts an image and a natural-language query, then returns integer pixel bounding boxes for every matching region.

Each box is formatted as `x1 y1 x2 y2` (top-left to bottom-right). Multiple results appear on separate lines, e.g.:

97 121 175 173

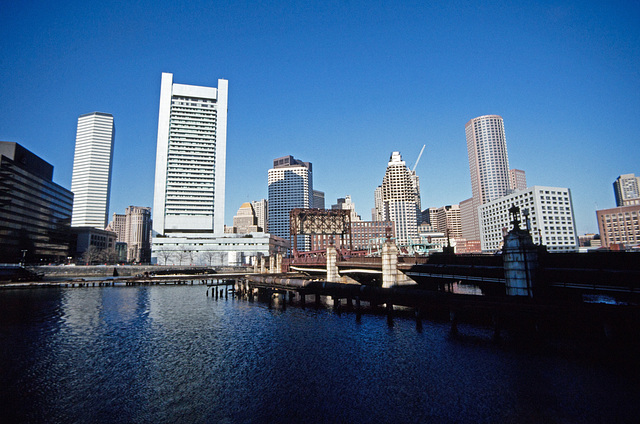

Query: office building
509 169 527 192
372 186 383 221
596 204 640 249
268 155 313 251
431 205 462 238
478 186 578 252
332 195 361 222
152 73 228 236
313 190 325 209
463 115 510 243
380 152 419 246
228 202 261 234
70 112 114 229
106 206 152 263
252 199 268 232
613 173 640 206
0 142 74 263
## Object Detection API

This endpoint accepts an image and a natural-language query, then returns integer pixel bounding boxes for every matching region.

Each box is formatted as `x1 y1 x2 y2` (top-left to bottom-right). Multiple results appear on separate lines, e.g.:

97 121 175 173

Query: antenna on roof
412 144 426 172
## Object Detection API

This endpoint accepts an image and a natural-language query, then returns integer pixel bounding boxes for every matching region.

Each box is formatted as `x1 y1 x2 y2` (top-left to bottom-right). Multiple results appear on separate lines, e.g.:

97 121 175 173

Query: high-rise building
313 190 325 209
596 204 640 249
613 173 640 206
0 142 74 263
231 203 260 234
152 73 228 236
380 152 419 245
479 186 578 252
124 206 152 263
431 205 462 238
332 195 361 222
463 115 511 241
70 112 114 229
268 155 312 250
106 207 152 262
372 186 383 221
509 169 527 192
251 199 268 232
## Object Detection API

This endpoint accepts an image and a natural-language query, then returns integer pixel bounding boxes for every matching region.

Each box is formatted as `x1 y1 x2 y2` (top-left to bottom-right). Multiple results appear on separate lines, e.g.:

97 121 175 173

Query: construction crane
412 144 426 172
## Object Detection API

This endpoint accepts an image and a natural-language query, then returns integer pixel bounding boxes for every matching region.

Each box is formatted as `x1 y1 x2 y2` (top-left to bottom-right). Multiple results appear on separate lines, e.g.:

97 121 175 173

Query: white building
268 155 312 251
152 73 228 236
463 115 510 241
71 112 114 229
479 186 578 252
153 232 288 266
380 152 419 246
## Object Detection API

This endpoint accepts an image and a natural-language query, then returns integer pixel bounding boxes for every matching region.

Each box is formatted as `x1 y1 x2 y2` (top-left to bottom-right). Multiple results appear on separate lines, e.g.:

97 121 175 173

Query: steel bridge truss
289 208 352 253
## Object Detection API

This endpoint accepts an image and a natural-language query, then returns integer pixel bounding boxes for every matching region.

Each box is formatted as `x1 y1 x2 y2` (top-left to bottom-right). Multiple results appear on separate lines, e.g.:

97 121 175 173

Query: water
1 285 639 423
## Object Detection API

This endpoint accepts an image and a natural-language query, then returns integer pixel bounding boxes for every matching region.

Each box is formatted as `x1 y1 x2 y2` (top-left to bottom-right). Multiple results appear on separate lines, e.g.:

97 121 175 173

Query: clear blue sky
1 0 639 235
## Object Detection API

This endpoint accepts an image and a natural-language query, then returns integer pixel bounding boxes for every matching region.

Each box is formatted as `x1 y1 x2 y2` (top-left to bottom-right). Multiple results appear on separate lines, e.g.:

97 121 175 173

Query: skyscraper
463 115 510 242
152 73 228 236
268 155 312 250
613 173 640 206
251 199 268 232
70 112 114 229
380 152 419 245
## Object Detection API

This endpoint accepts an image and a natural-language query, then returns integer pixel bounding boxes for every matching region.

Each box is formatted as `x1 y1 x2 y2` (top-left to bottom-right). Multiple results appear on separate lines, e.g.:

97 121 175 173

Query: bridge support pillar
276 254 283 273
503 205 540 297
381 239 399 288
260 257 266 274
269 256 275 274
326 247 339 282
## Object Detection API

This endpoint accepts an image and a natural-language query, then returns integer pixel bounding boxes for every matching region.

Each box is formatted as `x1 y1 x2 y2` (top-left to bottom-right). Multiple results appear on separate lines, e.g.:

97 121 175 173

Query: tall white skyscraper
71 112 115 229
380 152 419 245
268 155 312 250
152 73 228 236
462 115 510 242
466 115 510 204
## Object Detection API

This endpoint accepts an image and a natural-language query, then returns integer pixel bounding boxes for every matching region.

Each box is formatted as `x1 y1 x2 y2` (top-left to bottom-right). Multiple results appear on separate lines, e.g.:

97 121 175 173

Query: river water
1 285 638 423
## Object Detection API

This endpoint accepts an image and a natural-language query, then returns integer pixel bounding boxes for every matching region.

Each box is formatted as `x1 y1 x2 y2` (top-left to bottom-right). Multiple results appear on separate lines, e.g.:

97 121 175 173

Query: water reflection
0 285 638 423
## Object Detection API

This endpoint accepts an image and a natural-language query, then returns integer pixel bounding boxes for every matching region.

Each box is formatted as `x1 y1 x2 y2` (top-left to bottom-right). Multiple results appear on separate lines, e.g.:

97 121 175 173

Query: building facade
464 115 510 242
152 73 228 236
70 112 115 229
613 173 640 206
431 204 462 238
0 142 74 263
596 204 640 249
268 155 312 251
379 152 419 246
313 190 325 209
479 186 578 252
509 168 527 192
351 221 395 252
124 206 152 263
252 199 268 232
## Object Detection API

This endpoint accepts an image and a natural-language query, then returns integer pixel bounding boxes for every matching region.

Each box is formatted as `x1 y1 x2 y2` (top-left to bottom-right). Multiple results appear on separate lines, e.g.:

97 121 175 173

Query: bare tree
155 248 174 266
82 245 101 265
98 247 118 264
175 246 189 266
201 250 217 266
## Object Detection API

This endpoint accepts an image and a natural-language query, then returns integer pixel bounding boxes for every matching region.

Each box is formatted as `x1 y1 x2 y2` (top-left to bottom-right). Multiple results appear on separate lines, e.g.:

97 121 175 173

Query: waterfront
1 285 639 423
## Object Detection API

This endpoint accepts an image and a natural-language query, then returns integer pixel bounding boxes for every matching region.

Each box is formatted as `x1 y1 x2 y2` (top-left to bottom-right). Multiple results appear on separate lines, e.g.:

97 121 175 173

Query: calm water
1 285 639 423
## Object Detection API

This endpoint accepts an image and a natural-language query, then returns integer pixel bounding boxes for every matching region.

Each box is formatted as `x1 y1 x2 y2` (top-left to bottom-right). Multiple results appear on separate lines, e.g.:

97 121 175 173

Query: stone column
326 246 339 282
269 255 275 274
276 253 282 273
381 239 398 288
260 257 266 274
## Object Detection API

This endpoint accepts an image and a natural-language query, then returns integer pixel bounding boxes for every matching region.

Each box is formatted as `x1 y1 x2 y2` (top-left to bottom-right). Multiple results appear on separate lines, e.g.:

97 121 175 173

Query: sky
1 0 639 235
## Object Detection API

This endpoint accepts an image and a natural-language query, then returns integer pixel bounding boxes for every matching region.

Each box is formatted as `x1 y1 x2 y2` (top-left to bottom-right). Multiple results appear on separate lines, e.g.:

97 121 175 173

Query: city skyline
1 1 639 236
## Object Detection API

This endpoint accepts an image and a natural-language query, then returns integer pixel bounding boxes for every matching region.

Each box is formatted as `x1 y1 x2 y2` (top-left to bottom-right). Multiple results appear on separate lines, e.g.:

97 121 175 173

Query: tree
175 247 190 266
81 245 101 265
201 250 217 266
155 248 174 266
